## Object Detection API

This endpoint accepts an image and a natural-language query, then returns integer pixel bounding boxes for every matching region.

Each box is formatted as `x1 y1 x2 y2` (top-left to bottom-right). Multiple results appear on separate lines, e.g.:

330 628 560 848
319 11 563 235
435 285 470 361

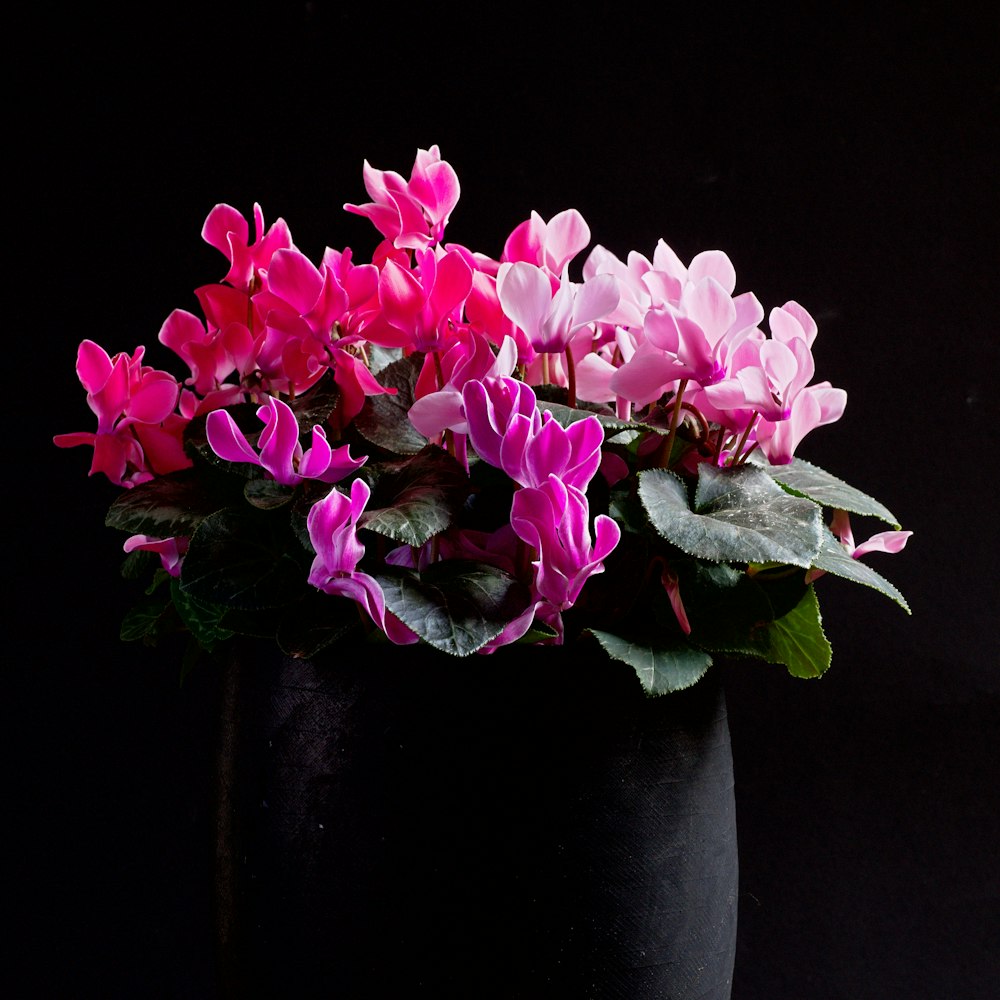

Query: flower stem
730 412 759 465
564 347 577 408
660 379 688 468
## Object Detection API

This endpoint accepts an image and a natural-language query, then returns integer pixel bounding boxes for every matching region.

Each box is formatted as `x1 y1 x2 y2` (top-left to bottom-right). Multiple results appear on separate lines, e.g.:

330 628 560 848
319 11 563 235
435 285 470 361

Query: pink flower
462 376 605 491
370 247 473 352
501 208 591 274
408 331 518 440
510 476 620 611
158 308 257 396
343 145 460 250
206 395 365 486
123 535 189 577
307 479 416 644
201 202 294 292
806 510 913 583
496 261 619 354
53 340 188 487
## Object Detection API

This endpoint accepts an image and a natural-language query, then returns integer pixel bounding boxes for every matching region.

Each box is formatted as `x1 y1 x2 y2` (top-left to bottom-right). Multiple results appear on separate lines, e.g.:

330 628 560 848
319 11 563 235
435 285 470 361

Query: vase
211 641 738 998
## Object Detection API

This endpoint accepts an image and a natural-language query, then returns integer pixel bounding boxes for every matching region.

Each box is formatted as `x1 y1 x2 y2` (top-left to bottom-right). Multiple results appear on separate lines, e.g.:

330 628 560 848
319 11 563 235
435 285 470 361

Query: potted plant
55 146 911 998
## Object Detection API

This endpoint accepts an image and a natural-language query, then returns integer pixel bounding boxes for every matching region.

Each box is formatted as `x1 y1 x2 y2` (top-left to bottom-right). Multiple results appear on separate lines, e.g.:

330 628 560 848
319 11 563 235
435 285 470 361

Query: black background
10 4 998 997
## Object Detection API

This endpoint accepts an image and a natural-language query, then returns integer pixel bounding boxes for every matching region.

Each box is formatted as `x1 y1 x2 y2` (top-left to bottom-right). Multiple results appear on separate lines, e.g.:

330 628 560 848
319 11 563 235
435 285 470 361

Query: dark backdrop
10 5 998 997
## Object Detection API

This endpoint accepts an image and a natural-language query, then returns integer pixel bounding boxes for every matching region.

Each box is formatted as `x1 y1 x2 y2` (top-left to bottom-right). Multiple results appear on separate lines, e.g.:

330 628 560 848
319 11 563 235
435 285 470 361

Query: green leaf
367 344 403 375
536 399 633 434
354 354 428 455
120 596 173 643
244 478 297 510
586 629 713 695
810 527 911 612
757 584 832 678
515 622 560 644
639 464 823 567
105 468 222 537
676 560 780 657
276 591 363 659
751 456 900 527
170 579 234 651
180 508 307 610
375 561 533 657
361 447 470 546
288 372 340 428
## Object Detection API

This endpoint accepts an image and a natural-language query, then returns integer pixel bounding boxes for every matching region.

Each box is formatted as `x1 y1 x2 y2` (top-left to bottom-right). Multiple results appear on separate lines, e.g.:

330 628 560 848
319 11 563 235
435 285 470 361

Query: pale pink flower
496 261 619 354
806 510 913 583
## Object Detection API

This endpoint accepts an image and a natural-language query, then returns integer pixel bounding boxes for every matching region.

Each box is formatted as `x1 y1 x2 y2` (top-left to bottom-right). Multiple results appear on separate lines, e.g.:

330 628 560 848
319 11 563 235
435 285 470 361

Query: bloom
510 476 621 611
307 479 416 644
206 395 365 486
343 145 460 250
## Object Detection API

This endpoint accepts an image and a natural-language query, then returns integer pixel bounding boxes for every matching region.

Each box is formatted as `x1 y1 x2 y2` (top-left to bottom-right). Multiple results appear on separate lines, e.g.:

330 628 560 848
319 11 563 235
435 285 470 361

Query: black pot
213 642 738 998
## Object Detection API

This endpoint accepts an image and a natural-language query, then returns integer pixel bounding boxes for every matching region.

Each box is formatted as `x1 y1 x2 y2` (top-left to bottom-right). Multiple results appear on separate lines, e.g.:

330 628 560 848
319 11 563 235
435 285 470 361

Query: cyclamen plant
56 146 911 694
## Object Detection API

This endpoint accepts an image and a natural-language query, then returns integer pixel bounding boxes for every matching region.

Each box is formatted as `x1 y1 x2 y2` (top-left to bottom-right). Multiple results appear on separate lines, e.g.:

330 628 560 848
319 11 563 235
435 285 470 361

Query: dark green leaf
180 508 307 610
367 344 403 375
375 561 533 657
639 465 823 567
105 468 223 537
170 579 234 651
586 629 712 695
536 399 632 433
288 372 340 428
276 591 363 658
752 456 900 527
121 548 156 580
120 596 173 643
244 478 296 510
354 354 428 455
361 447 470 546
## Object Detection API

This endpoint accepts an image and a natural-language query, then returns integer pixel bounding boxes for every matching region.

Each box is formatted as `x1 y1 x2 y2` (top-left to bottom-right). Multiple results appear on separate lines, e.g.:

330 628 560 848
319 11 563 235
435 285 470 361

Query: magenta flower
158 308 257 396
206 396 365 486
462 376 605 490
462 376 540 469
343 145 460 250
53 340 188 487
307 479 416 644
123 535 189 578
368 247 474 352
510 476 621 611
201 202 294 292
408 331 518 440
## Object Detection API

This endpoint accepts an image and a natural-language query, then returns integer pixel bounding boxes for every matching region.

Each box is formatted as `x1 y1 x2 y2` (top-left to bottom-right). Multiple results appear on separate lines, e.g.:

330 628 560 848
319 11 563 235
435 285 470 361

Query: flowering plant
56 147 911 694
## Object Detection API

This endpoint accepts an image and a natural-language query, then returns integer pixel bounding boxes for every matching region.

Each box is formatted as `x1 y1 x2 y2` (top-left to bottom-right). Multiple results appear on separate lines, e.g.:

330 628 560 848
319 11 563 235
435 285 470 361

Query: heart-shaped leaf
180 508 307 609
375 561 532 657
354 354 428 455
639 464 823 567
757 584 832 678
586 629 712 695
361 447 470 546
105 469 224 537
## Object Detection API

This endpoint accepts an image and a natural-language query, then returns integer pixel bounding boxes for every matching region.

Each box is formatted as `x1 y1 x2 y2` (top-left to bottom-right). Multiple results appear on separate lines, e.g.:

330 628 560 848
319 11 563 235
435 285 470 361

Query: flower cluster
56 147 911 693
